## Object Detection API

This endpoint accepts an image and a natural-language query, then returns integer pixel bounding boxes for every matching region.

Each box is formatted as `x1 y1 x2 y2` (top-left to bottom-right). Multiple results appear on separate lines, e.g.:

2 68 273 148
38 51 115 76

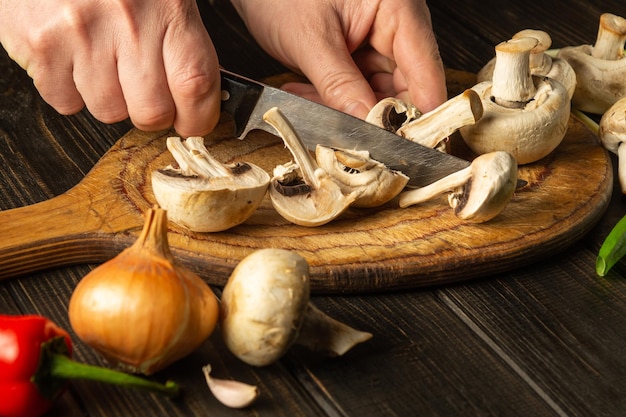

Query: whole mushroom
599 96 626 193
557 13 626 114
477 29 576 99
220 248 373 367
460 37 571 165
398 151 518 223
152 136 270 232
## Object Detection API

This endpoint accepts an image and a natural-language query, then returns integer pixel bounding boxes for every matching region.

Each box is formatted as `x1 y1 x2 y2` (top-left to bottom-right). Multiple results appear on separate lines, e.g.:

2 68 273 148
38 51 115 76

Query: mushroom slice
460 37 570 165
396 89 484 151
315 145 409 208
263 107 358 227
478 29 576 99
599 97 626 193
151 136 270 232
365 97 421 131
399 151 518 223
557 13 626 114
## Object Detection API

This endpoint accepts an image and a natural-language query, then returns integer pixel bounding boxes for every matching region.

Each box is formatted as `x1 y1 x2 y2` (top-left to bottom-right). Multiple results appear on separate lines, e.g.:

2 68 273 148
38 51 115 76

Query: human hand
231 0 447 119
0 0 221 136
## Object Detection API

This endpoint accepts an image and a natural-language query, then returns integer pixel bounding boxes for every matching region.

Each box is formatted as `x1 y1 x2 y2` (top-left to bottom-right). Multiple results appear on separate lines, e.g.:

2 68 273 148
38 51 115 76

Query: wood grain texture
0 100 612 292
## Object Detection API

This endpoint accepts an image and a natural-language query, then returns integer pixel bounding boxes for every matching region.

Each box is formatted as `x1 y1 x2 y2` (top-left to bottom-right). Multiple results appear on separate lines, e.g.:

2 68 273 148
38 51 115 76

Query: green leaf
597 214 626 276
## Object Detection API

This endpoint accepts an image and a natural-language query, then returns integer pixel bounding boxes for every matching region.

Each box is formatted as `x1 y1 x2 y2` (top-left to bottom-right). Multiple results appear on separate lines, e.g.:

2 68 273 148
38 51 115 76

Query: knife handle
220 70 264 138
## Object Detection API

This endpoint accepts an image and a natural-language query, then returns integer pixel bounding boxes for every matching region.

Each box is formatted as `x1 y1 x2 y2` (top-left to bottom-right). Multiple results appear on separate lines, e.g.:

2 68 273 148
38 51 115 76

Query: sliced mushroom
477 29 576 99
151 136 270 232
263 107 358 227
365 97 421 132
557 13 626 114
599 97 626 193
396 89 484 151
460 37 571 165
315 145 408 208
398 151 518 223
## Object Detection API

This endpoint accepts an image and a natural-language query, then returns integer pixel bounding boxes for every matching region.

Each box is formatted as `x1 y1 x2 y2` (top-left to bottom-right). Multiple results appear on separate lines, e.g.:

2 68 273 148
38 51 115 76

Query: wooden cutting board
0 71 613 293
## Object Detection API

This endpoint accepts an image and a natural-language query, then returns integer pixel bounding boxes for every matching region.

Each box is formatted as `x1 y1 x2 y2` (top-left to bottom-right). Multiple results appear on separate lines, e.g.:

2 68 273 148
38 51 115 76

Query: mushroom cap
558 44 626 114
315 145 409 208
365 97 421 131
460 76 570 165
151 163 270 232
599 96 626 154
220 248 310 367
449 151 518 223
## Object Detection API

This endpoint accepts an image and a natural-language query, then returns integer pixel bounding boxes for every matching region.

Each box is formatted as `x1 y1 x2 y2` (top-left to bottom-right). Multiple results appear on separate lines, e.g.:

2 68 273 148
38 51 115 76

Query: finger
280 82 323 104
297 32 377 119
163 18 221 137
116 43 174 131
392 13 447 112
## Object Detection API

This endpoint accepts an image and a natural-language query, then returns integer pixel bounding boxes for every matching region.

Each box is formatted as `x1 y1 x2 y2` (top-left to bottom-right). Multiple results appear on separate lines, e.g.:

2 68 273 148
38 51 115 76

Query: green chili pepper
597 214 626 276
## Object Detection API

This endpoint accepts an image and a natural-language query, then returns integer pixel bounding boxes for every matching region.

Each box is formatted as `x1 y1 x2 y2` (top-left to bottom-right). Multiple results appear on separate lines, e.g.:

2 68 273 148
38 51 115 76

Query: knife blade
219 69 470 187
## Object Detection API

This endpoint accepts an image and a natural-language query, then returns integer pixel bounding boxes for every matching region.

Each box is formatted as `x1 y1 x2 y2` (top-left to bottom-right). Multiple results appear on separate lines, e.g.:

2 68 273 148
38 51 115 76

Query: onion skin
68 207 219 375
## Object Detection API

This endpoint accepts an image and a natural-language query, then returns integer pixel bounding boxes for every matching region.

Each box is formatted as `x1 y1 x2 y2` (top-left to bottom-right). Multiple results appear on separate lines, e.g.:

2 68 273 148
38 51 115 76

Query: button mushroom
599 96 626 193
557 13 626 114
477 29 576 99
262 107 358 226
151 136 270 232
398 151 518 223
460 37 571 165
314 145 409 208
219 248 373 367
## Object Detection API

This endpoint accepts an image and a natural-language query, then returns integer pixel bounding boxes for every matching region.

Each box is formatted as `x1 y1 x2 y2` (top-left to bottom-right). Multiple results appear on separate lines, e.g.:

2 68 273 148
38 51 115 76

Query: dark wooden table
2 0 626 416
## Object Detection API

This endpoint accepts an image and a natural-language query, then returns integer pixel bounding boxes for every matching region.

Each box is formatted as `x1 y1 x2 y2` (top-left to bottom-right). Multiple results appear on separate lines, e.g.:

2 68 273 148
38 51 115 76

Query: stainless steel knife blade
220 69 470 187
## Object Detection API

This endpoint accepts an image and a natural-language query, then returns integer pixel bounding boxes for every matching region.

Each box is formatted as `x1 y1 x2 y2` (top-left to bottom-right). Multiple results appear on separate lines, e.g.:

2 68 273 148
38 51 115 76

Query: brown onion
68 206 219 375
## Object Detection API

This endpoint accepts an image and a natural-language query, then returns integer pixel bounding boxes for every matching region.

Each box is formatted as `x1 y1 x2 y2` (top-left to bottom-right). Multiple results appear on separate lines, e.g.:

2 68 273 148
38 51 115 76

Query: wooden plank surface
2 0 626 416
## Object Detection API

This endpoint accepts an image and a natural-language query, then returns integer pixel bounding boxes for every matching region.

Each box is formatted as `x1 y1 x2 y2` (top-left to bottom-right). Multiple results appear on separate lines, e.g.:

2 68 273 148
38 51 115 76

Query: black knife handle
220 70 264 138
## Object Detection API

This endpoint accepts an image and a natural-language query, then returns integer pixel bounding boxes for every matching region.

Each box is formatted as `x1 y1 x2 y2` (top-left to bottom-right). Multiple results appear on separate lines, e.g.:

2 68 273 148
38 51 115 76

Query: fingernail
343 101 370 119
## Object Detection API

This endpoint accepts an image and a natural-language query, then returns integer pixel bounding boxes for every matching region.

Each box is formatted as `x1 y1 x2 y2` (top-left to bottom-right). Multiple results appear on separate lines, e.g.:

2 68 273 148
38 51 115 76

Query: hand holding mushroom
460 36 571 165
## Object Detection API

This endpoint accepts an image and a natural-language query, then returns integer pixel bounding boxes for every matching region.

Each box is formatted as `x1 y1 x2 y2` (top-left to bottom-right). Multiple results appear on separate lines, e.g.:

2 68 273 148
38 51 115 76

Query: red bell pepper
0 315 179 417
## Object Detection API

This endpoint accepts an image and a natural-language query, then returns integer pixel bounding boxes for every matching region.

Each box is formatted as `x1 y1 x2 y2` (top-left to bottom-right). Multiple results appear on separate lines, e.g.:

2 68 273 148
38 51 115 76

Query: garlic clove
202 364 259 408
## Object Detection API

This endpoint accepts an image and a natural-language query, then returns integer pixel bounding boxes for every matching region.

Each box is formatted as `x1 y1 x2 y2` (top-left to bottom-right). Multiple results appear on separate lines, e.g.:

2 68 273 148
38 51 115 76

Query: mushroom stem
166 137 231 177
491 37 539 108
396 89 483 148
516 29 553 72
263 107 321 189
399 152 518 223
295 304 373 357
398 165 472 207
592 13 626 60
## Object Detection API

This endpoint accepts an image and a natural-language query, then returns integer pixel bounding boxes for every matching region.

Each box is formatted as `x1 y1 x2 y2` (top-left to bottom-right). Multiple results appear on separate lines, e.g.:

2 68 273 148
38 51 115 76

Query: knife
219 69 470 187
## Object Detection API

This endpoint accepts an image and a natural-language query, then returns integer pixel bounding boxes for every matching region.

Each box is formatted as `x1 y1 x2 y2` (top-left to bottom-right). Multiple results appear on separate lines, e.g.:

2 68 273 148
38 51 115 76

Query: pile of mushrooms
399 151 518 223
152 136 270 232
460 36 571 165
557 13 626 114
477 29 576 99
